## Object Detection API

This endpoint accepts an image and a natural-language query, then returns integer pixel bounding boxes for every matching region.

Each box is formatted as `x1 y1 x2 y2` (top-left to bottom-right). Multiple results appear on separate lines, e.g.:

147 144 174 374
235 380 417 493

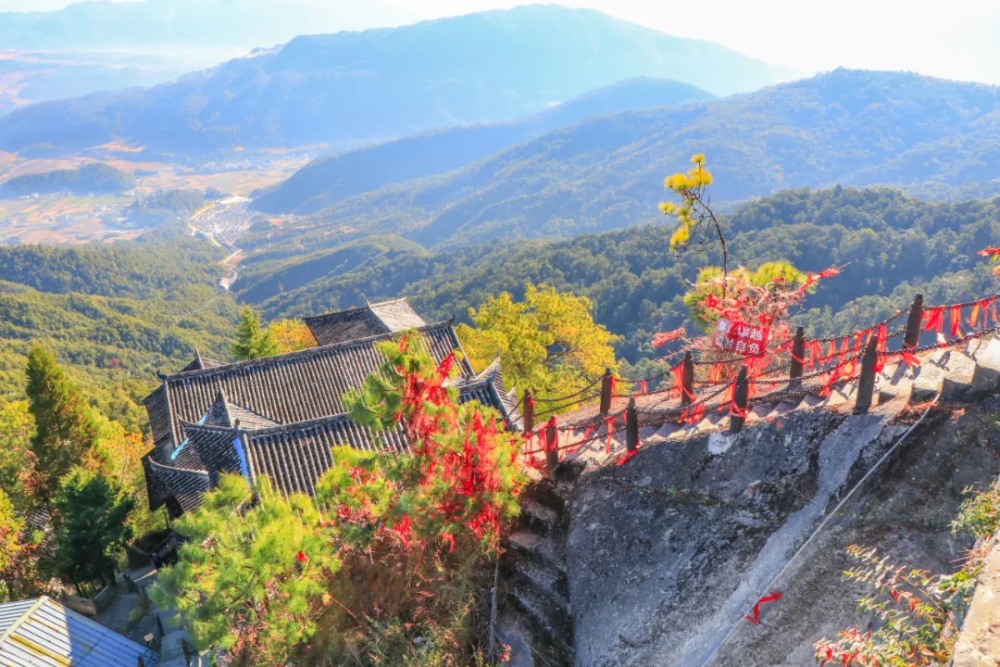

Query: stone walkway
94 565 209 667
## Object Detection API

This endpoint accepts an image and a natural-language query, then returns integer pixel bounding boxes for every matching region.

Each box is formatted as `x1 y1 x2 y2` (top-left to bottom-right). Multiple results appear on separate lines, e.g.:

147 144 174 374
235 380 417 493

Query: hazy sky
6 0 1000 84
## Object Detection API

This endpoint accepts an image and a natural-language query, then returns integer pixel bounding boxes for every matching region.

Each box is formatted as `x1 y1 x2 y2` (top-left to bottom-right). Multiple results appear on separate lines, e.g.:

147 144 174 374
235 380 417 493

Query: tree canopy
232 306 280 361
457 283 619 402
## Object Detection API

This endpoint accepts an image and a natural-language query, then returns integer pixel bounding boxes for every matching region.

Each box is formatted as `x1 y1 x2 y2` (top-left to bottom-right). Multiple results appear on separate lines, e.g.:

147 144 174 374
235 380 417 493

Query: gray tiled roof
151 373 515 506
143 312 519 515
144 320 470 462
304 299 427 346
145 459 210 513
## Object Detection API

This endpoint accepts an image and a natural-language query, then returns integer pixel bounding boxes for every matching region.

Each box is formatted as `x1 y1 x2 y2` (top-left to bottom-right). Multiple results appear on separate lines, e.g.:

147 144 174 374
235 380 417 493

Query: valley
0 151 306 244
3 3 1000 666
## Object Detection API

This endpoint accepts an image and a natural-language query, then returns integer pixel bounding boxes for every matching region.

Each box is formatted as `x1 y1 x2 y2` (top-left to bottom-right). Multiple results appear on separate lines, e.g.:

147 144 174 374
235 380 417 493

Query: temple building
142 299 519 518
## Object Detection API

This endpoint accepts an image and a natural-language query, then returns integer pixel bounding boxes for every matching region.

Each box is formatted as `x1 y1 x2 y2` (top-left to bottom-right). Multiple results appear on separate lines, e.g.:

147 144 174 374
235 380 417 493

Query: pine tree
456 283 619 404
232 306 281 360
53 470 134 588
150 475 336 666
25 346 98 497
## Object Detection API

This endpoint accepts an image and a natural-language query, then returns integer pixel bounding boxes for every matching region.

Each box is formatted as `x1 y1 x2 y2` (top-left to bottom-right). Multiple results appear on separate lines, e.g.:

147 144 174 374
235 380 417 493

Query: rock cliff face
500 339 1000 666
531 401 998 666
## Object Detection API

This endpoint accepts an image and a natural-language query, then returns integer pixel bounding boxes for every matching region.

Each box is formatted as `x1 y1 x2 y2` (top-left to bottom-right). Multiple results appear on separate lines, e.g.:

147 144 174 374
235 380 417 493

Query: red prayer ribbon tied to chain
672 363 694 402
608 375 618 398
923 306 944 332
566 424 596 456
679 402 705 425
797 266 841 294
605 416 615 455
709 362 724 383
652 327 686 347
745 592 783 624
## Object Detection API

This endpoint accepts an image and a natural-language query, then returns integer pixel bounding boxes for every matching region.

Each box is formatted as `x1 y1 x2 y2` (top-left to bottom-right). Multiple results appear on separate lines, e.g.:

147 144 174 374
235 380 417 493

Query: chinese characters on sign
713 318 769 356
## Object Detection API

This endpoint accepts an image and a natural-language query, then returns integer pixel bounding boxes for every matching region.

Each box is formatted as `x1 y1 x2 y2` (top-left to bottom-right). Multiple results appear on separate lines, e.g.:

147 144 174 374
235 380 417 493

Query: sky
5 0 1000 85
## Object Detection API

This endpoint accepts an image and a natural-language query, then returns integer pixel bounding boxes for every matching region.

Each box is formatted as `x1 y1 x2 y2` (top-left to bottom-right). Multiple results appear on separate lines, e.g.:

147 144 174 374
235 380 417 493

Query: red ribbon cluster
652 327 686 347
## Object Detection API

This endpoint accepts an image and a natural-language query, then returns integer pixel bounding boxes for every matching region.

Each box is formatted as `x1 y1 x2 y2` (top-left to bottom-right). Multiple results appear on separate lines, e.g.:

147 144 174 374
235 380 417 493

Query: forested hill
0 225 237 430
0 6 793 155
236 186 999 375
253 77 716 215
241 69 1000 261
0 163 133 198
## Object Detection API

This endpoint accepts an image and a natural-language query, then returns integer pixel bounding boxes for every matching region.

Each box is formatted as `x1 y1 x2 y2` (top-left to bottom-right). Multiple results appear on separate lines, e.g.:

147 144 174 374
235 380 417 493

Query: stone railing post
790 326 805 381
854 335 879 415
904 294 924 348
599 367 613 414
626 396 639 454
681 351 695 405
545 418 559 470
730 365 749 434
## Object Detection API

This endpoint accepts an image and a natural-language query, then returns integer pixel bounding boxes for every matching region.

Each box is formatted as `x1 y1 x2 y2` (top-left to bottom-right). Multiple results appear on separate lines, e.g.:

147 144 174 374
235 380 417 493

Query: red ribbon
923 307 944 332
745 592 783 624
970 301 983 328
616 449 638 466
901 350 921 366
950 305 962 338
673 363 693 401
652 327 686 347
807 341 824 369
608 375 618 398
709 363 724 384
640 380 648 396
566 424 596 456
605 416 615 455
874 324 888 373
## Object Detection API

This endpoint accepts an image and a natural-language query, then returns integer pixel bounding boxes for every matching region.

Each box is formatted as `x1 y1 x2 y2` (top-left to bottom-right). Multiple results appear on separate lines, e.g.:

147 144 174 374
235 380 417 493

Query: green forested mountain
0 163 133 198
242 69 1000 262
0 6 793 155
0 226 238 429
252 78 715 215
236 186 1000 376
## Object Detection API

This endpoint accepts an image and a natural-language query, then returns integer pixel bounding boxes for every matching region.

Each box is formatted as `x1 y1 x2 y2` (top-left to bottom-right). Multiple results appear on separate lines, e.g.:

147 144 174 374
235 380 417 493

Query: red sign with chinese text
713 318 769 356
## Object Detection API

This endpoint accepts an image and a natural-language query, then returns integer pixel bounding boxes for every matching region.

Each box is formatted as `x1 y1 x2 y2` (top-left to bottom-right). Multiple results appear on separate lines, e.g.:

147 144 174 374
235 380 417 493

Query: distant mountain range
235 186 1000 376
253 77 716 215
0 6 796 155
0 0 415 50
240 69 1000 260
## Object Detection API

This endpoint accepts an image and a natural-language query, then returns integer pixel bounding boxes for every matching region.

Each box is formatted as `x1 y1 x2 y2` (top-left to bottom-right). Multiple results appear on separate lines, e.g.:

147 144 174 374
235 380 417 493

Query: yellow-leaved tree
267 318 317 354
660 153 729 295
457 283 619 405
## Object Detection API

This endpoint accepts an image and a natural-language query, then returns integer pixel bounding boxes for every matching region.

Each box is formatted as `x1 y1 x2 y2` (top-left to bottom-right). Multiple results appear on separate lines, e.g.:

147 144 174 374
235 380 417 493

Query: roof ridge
164 318 456 380
147 457 210 476
303 297 411 323
0 596 44 650
241 412 357 437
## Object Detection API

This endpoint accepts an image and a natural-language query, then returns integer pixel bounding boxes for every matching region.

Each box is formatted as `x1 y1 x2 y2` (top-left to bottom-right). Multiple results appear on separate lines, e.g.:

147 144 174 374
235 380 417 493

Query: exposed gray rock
566 410 845 667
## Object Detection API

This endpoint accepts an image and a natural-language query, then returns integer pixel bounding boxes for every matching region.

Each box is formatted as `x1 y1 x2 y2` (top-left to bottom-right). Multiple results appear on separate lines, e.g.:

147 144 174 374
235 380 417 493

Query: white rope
698 393 942 667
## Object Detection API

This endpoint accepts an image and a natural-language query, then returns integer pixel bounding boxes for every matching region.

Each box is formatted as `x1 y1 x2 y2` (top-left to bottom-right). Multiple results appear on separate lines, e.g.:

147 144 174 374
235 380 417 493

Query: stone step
520 498 562 536
509 582 574 662
970 337 1000 394
511 559 570 610
912 348 977 401
509 531 566 574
